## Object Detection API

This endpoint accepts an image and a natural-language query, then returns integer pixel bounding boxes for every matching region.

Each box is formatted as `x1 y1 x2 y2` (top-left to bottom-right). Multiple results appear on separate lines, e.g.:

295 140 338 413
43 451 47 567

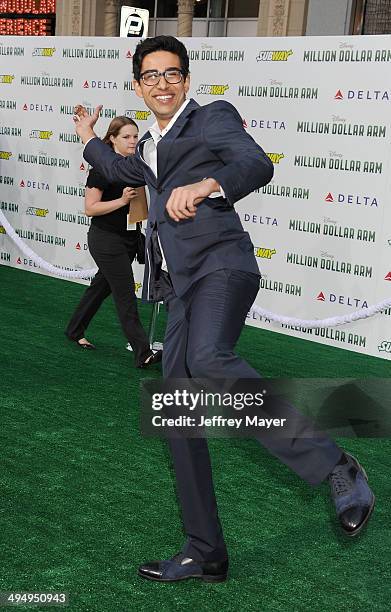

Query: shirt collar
149 98 191 145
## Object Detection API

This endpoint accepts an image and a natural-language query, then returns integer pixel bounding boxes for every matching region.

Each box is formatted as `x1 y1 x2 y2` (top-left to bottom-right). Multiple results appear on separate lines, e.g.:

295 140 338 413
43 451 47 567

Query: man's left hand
73 104 102 144
166 178 220 222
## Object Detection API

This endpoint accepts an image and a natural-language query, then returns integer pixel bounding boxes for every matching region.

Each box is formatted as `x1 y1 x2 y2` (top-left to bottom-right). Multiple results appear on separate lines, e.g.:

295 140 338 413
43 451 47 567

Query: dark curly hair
133 35 190 82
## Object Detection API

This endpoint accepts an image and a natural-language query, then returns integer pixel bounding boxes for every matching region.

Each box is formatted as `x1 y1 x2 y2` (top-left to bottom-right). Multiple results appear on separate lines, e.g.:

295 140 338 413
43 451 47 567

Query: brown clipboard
127 186 148 225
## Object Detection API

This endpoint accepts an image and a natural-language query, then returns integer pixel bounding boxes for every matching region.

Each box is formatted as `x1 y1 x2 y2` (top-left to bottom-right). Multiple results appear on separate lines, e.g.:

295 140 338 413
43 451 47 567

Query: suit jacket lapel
136 130 157 187
136 130 150 161
157 98 200 180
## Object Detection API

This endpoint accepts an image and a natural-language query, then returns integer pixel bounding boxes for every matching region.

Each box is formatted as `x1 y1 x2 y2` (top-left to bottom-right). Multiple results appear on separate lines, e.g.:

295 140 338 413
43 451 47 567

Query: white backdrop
0 35 390 360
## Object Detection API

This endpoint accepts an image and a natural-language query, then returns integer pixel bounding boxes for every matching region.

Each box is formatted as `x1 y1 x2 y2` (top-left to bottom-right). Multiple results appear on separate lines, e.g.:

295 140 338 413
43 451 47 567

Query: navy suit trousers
162 269 342 562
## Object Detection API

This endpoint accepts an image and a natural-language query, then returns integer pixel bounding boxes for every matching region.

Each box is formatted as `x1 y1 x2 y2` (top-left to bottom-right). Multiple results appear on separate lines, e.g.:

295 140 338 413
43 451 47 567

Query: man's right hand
73 104 103 144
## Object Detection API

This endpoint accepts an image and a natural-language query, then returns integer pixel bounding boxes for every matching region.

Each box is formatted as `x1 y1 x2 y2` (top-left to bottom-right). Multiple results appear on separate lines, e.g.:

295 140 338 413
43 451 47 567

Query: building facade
0 0 388 37
54 0 389 38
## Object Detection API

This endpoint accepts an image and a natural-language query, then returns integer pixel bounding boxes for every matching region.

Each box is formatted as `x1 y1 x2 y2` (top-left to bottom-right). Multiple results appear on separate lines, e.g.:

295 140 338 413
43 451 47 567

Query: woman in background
65 116 161 369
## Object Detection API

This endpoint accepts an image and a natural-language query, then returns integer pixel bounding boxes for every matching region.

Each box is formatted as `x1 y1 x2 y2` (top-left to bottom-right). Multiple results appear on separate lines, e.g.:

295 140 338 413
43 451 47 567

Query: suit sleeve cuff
202 177 226 199
83 136 98 152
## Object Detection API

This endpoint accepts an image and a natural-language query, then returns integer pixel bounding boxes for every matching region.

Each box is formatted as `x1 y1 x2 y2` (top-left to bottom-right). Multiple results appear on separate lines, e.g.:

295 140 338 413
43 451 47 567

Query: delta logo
254 247 276 259
75 242 88 251
29 130 53 140
334 88 391 101
384 272 391 281
378 340 391 353
316 292 368 308
196 84 229 95
20 179 49 191
32 48 56 57
125 50 133 58
16 256 38 268
266 153 284 164
23 103 54 112
82 80 118 89
80 162 87 171
0 151 12 160
0 75 15 84
26 207 49 217
325 192 378 207
124 110 151 121
249 119 286 130
256 50 293 62
242 118 248 128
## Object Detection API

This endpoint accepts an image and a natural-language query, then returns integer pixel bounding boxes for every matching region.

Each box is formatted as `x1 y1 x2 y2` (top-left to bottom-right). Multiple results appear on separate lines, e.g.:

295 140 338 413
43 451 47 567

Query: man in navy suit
74 35 375 583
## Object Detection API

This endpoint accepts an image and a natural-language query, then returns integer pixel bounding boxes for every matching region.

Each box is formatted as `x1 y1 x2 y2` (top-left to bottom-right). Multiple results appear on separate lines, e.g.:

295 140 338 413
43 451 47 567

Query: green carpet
1 265 390 612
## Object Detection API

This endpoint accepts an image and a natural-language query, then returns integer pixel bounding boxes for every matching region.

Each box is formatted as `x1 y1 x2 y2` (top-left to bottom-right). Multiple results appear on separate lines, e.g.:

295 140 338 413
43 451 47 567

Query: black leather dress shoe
329 452 375 536
138 349 163 369
138 553 228 582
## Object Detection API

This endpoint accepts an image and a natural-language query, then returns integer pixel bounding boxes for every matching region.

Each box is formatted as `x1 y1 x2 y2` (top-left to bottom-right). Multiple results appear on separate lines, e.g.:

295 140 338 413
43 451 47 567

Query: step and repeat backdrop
0 35 391 360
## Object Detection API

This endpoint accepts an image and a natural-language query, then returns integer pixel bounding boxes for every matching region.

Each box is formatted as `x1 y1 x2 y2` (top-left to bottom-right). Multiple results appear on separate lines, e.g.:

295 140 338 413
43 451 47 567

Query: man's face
133 50 190 128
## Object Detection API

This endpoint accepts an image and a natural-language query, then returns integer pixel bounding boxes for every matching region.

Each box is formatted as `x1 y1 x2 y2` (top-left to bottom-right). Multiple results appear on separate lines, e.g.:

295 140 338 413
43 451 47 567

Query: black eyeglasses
139 68 185 86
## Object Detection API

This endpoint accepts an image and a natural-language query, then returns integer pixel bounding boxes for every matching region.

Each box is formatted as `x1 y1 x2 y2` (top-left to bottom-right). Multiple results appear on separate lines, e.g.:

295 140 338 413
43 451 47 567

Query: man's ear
133 79 143 99
184 73 191 95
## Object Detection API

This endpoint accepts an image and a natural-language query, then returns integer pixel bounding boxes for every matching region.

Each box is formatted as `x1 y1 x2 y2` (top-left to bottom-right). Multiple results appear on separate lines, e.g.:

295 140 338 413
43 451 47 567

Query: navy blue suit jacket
83 98 274 301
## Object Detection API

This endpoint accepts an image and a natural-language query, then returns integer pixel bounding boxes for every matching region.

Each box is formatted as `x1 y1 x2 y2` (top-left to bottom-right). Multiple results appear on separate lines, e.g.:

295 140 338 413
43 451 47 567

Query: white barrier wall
0 35 390 360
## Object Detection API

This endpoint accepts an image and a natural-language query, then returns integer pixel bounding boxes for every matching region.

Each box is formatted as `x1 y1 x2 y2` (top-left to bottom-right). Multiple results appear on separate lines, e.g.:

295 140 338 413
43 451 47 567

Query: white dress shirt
140 98 224 272
141 101 193 271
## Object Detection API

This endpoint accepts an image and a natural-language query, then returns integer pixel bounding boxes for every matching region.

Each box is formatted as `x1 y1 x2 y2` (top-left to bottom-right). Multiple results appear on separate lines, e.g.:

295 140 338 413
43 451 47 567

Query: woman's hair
102 116 138 148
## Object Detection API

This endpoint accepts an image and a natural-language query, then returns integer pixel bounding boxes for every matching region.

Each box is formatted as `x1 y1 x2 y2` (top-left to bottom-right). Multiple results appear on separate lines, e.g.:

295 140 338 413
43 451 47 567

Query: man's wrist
202 177 225 199
78 128 96 145
202 177 220 194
